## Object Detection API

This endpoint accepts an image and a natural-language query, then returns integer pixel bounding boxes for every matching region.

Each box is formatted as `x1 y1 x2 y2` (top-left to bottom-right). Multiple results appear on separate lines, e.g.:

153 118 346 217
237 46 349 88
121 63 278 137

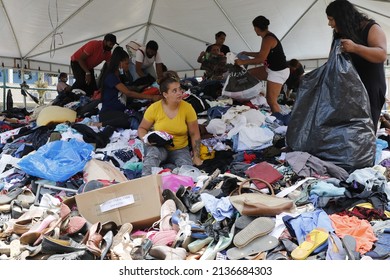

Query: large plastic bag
222 65 263 101
161 173 194 192
18 138 94 182
286 39 375 172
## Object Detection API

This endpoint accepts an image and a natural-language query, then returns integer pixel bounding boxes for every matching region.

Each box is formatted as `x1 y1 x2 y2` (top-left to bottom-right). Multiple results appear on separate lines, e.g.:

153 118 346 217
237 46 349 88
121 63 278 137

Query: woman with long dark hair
326 0 387 131
99 47 161 128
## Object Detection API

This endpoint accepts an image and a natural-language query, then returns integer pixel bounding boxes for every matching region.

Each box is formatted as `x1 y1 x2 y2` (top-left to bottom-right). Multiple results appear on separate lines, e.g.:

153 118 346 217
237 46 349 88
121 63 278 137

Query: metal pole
2 68 5 111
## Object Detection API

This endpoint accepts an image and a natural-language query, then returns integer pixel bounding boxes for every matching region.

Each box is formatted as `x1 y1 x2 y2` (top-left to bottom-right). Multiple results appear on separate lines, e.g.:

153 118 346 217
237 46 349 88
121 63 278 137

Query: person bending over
99 47 161 129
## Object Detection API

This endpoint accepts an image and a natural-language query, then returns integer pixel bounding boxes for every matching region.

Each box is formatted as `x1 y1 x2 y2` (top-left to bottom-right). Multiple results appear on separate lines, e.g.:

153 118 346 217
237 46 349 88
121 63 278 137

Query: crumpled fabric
310 180 346 197
345 167 387 198
237 124 274 151
200 193 235 221
329 213 377 254
282 209 334 253
206 118 226 135
285 151 349 181
143 131 174 147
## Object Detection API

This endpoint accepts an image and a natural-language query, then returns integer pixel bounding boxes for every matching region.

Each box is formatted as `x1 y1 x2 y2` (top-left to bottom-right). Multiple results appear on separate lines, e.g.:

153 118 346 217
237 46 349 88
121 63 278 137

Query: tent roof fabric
0 0 389 74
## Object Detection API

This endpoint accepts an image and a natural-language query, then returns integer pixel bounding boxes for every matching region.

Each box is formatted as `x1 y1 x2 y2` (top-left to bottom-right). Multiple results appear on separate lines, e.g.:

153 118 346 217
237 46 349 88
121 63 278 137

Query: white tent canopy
1 0 389 76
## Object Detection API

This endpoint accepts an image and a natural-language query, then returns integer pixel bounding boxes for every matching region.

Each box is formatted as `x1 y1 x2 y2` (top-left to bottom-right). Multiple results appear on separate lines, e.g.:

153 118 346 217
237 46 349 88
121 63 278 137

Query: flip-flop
233 217 275 248
341 235 360 260
235 215 256 230
199 222 236 260
188 236 213 253
291 228 329 260
266 250 289 260
227 235 279 260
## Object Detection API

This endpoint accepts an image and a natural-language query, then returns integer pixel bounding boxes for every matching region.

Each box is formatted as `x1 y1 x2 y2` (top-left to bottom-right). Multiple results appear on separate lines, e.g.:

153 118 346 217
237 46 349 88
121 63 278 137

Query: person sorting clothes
326 0 387 131
235 16 290 125
99 47 161 129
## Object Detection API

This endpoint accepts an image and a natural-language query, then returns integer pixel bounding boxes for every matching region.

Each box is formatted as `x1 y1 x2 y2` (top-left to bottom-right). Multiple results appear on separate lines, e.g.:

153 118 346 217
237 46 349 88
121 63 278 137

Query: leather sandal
83 222 103 257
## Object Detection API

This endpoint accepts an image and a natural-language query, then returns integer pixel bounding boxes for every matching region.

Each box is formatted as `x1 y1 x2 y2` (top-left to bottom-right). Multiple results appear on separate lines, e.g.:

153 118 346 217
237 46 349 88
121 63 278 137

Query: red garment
71 40 111 69
243 151 256 163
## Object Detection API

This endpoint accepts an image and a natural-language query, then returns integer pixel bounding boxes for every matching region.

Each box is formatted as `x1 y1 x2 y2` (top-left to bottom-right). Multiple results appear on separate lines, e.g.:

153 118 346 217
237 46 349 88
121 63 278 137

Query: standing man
129 40 163 82
70 33 117 96
206 31 230 55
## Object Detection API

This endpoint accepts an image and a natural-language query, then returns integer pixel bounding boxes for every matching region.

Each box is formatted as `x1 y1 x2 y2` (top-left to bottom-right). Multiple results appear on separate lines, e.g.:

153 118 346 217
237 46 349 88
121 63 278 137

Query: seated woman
138 75 203 176
197 44 227 81
99 46 161 129
52 72 77 106
57 72 72 94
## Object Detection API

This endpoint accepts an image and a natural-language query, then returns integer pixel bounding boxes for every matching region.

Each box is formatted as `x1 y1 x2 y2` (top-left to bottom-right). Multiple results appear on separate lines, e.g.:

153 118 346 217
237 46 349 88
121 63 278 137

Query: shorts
266 67 290 84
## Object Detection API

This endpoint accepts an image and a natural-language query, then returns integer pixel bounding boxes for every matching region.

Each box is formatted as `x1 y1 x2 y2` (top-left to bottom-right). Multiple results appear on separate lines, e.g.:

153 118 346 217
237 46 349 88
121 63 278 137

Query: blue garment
283 209 334 254
310 181 346 197
100 73 125 113
200 193 235 222
366 228 390 259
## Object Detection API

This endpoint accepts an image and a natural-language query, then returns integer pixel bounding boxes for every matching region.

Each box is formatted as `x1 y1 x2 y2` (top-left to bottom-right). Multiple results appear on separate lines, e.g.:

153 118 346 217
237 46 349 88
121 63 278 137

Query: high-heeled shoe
32 203 71 246
19 215 58 245
82 222 103 257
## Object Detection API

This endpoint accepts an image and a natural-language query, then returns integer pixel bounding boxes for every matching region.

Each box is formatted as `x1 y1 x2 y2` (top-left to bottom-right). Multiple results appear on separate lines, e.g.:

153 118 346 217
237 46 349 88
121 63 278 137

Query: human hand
340 39 356 53
192 156 203 166
234 59 243 66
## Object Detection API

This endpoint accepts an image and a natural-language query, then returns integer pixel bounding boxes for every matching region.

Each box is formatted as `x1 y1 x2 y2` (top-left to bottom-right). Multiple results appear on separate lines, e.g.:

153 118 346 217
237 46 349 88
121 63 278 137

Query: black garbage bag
286 39 375 172
6 89 13 110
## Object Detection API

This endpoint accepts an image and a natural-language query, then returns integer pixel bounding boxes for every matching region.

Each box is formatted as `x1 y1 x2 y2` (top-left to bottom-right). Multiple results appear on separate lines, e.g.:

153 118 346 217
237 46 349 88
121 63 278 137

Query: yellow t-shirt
143 100 197 150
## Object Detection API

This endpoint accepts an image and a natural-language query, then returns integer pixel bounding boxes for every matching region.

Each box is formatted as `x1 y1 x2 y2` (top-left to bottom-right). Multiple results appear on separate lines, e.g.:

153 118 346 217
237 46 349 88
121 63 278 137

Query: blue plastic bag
18 139 94 182
375 138 388 165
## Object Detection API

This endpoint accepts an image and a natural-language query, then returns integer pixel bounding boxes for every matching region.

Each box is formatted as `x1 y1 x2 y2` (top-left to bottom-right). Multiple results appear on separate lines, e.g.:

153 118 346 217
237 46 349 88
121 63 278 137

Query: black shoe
176 186 204 213
162 189 188 213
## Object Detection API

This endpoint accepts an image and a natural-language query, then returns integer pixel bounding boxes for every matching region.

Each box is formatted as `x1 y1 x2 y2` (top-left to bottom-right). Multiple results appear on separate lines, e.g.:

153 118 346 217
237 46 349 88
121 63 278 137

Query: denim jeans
142 145 192 176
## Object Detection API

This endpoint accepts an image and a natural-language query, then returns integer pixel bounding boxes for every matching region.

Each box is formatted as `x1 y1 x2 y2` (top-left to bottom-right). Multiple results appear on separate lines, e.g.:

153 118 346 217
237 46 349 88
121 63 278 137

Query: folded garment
144 131 174 147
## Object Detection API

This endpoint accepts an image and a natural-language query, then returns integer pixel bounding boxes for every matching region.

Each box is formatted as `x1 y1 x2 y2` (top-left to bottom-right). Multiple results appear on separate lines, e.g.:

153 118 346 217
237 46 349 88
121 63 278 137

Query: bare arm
155 63 163 80
341 24 387 63
197 51 206 63
77 52 92 84
135 61 145 77
236 36 276 66
241 51 259 57
138 118 154 141
187 120 203 166
116 82 162 102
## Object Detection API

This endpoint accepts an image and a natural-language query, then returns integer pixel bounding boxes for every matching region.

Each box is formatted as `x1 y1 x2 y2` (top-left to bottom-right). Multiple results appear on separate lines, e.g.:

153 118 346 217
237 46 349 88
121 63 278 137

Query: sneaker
152 199 176 231
176 186 204 213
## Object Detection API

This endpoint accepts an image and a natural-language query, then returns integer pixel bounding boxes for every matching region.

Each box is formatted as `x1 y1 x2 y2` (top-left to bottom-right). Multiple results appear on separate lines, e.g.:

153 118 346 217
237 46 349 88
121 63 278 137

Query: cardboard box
75 175 162 229
83 159 128 183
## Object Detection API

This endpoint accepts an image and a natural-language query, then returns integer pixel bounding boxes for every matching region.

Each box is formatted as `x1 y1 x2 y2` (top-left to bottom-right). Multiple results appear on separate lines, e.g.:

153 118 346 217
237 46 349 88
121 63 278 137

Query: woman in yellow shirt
138 75 202 176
